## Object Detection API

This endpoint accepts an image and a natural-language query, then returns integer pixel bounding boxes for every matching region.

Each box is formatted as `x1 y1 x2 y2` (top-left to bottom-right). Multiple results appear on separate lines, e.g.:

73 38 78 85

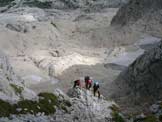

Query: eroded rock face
0 88 117 122
112 41 162 110
2 0 129 10
0 51 37 102
65 88 114 122
111 0 162 26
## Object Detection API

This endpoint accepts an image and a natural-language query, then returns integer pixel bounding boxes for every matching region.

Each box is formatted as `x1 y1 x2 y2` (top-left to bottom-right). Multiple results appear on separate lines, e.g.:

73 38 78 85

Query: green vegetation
60 104 68 113
63 100 72 107
15 100 39 114
109 104 120 112
159 102 162 109
0 99 15 117
159 115 162 122
110 104 125 122
144 115 158 122
0 0 14 7
51 22 59 30
0 92 72 117
23 0 52 9
15 93 59 115
10 84 24 95
38 93 59 115
112 111 125 122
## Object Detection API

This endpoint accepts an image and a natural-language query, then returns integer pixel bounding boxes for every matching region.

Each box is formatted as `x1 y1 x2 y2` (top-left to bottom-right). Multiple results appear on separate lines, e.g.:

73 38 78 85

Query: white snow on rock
22 75 43 85
20 14 37 22
135 35 161 46
0 13 37 24
107 47 144 67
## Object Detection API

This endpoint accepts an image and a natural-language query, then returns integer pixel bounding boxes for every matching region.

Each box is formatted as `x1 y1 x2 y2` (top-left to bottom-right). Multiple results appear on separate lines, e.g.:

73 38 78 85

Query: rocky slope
0 88 120 122
0 0 129 10
0 0 162 119
0 50 36 102
111 0 162 38
108 41 162 114
98 0 162 114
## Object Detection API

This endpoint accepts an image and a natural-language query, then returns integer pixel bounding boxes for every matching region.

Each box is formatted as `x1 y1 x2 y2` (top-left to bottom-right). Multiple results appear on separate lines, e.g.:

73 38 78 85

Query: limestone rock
112 41 162 111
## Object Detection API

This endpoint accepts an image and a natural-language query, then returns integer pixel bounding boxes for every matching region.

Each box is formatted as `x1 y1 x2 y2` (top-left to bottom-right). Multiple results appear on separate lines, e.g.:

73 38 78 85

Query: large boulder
63 88 117 122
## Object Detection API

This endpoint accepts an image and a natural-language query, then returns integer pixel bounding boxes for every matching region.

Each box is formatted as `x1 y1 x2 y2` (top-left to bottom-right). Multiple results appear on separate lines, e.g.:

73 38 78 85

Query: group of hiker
73 76 100 98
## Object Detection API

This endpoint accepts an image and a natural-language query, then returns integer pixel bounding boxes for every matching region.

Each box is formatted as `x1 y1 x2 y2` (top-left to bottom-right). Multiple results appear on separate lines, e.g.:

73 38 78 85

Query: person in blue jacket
93 80 100 98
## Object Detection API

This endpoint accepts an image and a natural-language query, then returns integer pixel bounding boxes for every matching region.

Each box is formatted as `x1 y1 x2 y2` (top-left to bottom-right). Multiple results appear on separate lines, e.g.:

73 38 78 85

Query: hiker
84 76 92 90
93 81 100 98
73 79 81 88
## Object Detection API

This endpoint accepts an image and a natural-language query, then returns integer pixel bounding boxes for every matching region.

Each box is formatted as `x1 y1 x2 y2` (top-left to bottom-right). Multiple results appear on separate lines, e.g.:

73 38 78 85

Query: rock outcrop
0 51 36 102
111 0 162 26
111 41 162 112
0 88 121 122
61 88 115 122
1 0 129 10
111 0 162 38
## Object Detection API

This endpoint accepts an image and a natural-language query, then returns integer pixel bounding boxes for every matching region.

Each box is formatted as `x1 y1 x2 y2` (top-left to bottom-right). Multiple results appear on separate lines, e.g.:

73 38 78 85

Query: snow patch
107 48 144 66
21 14 37 22
23 75 42 84
135 36 161 46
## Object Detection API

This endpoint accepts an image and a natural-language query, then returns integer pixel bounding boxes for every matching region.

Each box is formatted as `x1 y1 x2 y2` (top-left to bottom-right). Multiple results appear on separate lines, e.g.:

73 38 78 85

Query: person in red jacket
85 76 93 90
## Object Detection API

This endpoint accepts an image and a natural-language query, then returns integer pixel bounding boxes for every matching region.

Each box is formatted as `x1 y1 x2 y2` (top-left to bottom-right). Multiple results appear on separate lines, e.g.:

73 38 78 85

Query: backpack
75 80 80 86
88 79 92 84
94 82 99 88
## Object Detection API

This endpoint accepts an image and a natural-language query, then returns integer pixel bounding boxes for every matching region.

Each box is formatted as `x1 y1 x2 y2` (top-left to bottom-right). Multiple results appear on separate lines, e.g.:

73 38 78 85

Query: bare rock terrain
0 0 162 121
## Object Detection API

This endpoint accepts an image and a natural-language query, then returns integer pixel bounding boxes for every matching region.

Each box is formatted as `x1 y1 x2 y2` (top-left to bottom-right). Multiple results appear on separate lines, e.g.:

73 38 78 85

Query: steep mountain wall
111 41 162 112
0 51 36 102
111 0 162 26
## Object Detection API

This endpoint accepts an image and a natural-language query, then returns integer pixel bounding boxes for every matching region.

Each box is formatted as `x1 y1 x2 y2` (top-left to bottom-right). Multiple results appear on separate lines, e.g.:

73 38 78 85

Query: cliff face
107 0 162 111
0 51 36 102
111 0 162 38
111 41 162 112
111 0 162 26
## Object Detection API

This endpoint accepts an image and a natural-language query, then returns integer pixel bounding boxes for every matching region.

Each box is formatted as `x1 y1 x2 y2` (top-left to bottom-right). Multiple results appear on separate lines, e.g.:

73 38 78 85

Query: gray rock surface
111 0 162 40
0 88 116 122
111 0 162 26
3 0 129 10
0 50 37 102
110 41 162 113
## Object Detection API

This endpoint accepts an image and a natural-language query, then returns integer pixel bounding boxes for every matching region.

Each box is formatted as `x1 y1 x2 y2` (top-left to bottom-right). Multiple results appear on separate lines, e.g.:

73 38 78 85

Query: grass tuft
0 92 72 117
10 84 24 95
111 111 125 122
144 115 158 122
